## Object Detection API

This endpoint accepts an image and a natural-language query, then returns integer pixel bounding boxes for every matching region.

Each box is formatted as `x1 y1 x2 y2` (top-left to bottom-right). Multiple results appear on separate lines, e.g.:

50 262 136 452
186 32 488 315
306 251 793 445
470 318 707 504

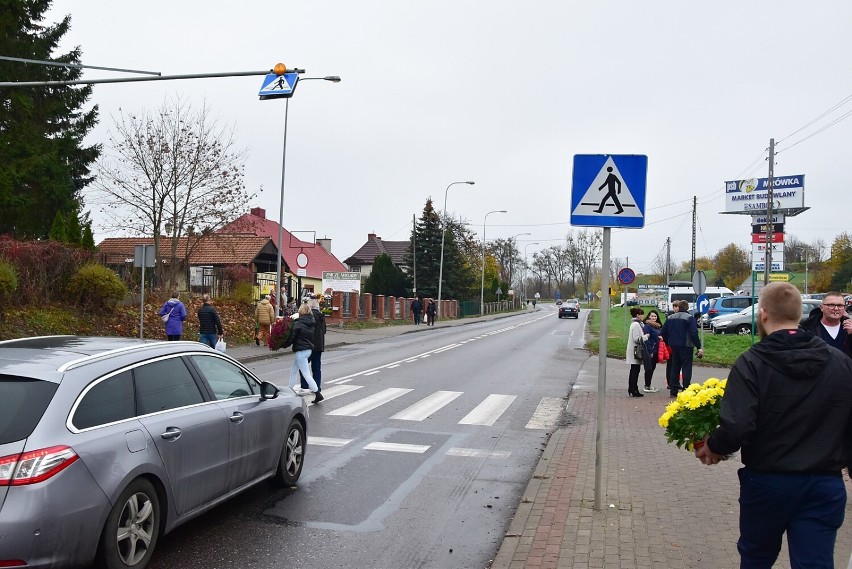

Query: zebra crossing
308 384 564 436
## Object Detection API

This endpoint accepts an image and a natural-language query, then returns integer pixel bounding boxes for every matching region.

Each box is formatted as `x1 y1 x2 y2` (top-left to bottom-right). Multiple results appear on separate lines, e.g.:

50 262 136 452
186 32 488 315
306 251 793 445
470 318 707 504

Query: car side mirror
260 381 280 400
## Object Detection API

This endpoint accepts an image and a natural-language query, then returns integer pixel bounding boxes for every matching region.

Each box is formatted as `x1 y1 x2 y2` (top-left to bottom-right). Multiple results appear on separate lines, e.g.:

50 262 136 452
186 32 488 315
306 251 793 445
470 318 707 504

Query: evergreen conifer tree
48 210 67 242
0 1 100 239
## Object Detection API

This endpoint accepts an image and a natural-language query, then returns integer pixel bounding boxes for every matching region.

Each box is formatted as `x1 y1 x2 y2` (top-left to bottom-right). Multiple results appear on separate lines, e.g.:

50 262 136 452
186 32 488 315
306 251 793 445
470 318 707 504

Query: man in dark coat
411 297 423 325
696 282 852 567
197 293 224 348
660 300 703 397
801 291 852 359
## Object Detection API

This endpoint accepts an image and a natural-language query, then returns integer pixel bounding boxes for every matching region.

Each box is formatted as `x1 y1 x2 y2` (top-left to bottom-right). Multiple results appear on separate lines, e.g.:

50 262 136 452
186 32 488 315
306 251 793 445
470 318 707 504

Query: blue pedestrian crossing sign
258 72 300 100
571 154 647 228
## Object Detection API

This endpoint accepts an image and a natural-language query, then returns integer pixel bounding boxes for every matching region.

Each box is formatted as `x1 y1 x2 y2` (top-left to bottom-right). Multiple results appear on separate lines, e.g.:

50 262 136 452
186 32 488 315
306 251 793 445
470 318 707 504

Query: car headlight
715 320 732 327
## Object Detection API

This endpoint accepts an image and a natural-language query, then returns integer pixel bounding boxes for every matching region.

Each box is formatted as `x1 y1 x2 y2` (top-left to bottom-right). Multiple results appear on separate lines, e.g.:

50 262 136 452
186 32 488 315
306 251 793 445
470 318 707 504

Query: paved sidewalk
491 356 852 569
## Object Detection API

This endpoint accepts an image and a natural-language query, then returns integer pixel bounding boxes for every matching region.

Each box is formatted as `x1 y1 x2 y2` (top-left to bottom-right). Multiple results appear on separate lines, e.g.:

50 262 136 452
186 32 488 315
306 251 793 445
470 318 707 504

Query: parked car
559 301 579 319
711 299 821 335
701 295 756 329
0 336 308 569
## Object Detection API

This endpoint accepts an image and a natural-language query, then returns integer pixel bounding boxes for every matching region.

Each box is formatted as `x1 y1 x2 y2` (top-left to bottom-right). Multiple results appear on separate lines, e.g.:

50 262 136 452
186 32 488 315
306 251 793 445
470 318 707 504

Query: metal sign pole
140 262 146 339
595 227 611 511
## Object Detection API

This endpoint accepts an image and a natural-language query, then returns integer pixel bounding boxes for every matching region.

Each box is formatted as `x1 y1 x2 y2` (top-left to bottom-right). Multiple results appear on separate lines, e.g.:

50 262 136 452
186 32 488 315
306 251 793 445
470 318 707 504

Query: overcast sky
47 1 852 275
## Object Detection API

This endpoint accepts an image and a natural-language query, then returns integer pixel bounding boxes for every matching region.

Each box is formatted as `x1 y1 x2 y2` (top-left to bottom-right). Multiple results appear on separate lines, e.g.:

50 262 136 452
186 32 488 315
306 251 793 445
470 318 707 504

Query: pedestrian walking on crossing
695 282 852 568
282 301 320 403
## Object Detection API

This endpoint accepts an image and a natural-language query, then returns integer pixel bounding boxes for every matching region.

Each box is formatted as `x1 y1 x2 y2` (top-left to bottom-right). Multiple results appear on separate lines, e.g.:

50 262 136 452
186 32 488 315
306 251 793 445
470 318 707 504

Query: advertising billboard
725 175 804 213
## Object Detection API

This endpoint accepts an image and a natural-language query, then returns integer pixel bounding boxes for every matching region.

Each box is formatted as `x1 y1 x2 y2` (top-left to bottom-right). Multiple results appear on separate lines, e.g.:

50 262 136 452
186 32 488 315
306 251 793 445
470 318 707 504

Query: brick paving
492 356 852 569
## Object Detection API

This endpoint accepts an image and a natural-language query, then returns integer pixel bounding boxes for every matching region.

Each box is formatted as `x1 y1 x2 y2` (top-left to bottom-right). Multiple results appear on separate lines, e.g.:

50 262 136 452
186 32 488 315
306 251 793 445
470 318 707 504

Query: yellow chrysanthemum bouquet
659 377 727 451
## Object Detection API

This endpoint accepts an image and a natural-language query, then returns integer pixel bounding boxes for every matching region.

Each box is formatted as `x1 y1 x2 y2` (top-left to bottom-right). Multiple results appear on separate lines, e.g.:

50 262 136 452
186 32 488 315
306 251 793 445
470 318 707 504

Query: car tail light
708 309 718 315
0 561 27 567
0 445 79 486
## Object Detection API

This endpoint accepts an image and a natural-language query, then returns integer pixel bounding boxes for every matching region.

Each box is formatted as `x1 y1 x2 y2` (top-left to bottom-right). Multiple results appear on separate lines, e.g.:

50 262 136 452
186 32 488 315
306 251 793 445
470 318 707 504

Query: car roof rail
58 340 175 372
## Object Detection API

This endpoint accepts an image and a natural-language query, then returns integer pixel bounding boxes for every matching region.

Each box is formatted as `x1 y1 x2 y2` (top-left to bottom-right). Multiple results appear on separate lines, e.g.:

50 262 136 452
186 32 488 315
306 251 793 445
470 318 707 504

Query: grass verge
586 308 752 368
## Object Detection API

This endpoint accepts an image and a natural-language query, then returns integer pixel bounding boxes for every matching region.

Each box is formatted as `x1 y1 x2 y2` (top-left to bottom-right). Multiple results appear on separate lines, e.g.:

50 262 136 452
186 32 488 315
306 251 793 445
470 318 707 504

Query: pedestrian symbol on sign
595 167 624 214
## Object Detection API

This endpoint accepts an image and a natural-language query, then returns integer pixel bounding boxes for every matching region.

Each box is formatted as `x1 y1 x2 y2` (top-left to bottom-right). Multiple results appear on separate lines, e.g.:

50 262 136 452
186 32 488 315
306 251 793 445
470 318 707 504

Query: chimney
368 233 377 240
316 238 332 253
250 207 266 219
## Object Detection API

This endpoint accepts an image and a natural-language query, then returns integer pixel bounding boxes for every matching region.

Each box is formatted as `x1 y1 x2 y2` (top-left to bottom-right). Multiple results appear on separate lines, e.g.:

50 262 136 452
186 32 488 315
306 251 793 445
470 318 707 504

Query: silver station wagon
0 336 308 569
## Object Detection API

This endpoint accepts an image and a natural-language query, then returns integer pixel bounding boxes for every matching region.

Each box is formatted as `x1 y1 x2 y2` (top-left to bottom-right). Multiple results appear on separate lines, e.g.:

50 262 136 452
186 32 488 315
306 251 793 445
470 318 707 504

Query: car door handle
229 412 245 424
160 427 182 441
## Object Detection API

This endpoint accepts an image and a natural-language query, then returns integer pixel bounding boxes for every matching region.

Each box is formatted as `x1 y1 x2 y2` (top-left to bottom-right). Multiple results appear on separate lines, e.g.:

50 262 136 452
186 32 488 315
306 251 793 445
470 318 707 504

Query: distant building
221 207 349 298
344 233 410 278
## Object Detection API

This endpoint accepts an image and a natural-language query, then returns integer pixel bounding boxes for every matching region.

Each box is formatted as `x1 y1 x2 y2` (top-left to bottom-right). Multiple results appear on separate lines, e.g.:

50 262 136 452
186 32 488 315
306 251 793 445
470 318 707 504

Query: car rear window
0 376 58 444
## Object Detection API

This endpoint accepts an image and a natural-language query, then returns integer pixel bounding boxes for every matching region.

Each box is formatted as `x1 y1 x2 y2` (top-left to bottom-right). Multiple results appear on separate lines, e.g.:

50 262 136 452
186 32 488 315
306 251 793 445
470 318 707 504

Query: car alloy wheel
99 478 160 569
736 324 752 336
274 418 305 486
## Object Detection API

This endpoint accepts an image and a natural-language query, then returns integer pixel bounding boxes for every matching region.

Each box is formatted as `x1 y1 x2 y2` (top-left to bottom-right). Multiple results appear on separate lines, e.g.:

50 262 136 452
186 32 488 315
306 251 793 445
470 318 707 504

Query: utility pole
412 214 417 295
690 196 697 275
666 237 671 284
764 138 775 286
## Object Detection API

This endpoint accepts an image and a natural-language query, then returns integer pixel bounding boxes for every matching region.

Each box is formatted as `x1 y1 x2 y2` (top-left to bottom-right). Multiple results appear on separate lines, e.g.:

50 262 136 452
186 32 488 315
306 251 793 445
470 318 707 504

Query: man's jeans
668 347 694 392
737 468 845 568
199 333 217 348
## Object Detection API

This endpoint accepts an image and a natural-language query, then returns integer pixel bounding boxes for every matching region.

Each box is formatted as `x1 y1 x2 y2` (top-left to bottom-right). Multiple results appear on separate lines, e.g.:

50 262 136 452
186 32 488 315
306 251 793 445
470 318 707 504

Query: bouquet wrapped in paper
268 315 293 351
659 377 727 452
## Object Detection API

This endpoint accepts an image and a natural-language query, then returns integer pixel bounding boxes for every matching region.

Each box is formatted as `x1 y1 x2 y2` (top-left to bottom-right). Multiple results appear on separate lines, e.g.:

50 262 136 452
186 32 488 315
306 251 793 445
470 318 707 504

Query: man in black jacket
696 282 852 568
660 300 703 397
197 293 224 348
801 291 852 360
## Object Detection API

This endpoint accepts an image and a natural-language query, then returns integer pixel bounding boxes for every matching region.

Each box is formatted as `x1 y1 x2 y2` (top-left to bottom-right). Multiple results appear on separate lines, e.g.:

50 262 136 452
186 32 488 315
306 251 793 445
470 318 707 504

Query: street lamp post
436 180 474 318
480 210 507 315
510 232 532 306
523 242 539 303
268 69 341 316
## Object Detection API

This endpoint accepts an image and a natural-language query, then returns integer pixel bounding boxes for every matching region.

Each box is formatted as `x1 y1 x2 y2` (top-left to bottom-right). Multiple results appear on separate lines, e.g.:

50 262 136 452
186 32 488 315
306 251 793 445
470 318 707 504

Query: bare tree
91 96 256 289
650 249 675 284
576 229 603 297
490 237 522 289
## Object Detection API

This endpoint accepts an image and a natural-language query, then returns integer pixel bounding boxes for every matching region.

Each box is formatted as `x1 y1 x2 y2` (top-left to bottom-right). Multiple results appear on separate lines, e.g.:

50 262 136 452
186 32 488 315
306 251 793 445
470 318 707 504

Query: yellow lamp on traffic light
273 63 287 76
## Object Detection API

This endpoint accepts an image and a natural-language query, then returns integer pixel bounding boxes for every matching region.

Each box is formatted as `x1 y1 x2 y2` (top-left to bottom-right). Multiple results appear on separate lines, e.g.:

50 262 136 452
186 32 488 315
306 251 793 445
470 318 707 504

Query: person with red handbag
642 309 664 392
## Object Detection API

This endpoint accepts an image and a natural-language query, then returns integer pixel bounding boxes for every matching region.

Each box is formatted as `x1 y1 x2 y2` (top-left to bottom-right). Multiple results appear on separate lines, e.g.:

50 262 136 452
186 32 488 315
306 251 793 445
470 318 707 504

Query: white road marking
327 388 412 416
364 370 381 376
316 384 363 401
364 442 430 453
390 391 463 421
525 397 566 429
459 394 516 426
387 364 400 368
310 437 352 447
446 448 511 459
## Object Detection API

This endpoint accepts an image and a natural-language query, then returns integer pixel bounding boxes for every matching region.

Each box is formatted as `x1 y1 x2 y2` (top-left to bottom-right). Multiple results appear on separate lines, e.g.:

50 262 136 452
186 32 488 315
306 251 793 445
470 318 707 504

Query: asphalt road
148 307 592 569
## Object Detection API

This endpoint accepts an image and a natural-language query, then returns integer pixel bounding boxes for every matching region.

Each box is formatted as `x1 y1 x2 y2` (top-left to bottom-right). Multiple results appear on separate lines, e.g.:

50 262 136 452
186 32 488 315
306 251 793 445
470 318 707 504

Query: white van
664 281 734 314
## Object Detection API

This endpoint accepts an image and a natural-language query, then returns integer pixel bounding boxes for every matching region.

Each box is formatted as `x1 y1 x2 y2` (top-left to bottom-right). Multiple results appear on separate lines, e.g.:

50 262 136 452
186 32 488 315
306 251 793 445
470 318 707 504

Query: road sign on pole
617 267 635 285
571 155 648 228
696 294 711 314
692 270 707 296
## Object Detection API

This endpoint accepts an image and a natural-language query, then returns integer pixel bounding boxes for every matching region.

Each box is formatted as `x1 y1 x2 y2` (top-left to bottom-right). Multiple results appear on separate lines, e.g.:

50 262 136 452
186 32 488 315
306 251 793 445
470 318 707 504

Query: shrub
0 261 18 319
68 264 128 311
0 236 94 304
231 281 255 305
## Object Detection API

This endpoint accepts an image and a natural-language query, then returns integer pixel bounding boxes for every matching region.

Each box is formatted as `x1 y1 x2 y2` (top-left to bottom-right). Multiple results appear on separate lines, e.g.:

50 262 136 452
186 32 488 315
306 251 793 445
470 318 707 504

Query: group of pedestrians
158 291 223 348
625 300 705 398
410 296 437 326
